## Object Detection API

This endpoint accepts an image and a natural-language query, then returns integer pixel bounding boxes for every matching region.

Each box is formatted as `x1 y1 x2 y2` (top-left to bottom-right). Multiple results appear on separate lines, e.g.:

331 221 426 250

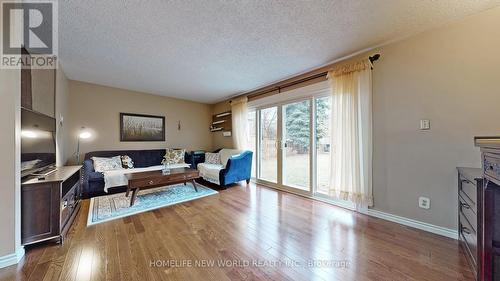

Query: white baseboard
0 247 25 269
254 181 458 240
362 209 458 240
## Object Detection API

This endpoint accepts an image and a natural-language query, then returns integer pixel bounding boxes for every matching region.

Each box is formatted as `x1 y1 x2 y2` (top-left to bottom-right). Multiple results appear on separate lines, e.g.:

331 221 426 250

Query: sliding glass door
255 100 312 194
247 110 257 178
282 100 311 191
252 84 351 206
259 106 278 183
315 96 331 195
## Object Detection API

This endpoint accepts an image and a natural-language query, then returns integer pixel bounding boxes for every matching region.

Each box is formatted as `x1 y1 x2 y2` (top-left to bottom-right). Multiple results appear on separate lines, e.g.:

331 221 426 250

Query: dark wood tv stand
21 166 82 245
474 137 500 280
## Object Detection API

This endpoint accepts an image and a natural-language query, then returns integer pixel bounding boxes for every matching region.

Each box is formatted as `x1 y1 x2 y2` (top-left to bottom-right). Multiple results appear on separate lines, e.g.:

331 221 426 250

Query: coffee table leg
126 185 131 197
130 188 139 206
191 180 198 192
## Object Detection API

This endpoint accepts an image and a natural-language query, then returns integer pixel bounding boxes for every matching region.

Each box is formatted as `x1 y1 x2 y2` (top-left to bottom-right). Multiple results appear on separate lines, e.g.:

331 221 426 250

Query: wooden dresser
475 137 500 281
457 167 483 280
21 166 82 245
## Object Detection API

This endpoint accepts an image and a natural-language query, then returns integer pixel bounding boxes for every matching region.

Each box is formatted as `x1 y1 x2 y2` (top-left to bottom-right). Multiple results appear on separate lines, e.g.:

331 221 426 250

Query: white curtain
328 59 373 207
231 96 248 150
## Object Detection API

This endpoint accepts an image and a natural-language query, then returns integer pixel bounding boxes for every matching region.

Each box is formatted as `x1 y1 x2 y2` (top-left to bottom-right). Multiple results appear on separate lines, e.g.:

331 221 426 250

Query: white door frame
255 104 279 187
255 97 313 196
250 81 353 208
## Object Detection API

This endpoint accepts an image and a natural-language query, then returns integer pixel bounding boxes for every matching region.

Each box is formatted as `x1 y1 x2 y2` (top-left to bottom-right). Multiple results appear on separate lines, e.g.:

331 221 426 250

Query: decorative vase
162 162 171 175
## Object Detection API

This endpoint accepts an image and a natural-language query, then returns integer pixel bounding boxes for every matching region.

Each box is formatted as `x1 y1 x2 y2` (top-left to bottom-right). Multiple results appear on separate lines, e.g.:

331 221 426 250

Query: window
247 110 257 178
315 96 331 195
259 106 278 183
282 99 311 190
250 81 344 201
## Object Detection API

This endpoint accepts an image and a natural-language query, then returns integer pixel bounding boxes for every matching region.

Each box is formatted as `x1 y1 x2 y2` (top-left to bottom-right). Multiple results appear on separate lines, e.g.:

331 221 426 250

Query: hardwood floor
0 183 473 281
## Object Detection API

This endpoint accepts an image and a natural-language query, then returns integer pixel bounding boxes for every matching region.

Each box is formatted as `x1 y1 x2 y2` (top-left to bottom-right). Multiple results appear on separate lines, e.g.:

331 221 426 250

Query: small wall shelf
212 120 225 125
210 111 232 135
215 112 231 118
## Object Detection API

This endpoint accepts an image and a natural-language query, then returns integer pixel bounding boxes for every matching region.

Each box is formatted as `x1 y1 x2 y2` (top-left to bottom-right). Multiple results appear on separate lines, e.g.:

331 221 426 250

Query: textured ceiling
59 0 500 103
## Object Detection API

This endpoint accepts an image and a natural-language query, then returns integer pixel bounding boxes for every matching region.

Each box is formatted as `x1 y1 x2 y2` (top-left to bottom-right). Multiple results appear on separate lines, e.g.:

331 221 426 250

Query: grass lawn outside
259 153 330 194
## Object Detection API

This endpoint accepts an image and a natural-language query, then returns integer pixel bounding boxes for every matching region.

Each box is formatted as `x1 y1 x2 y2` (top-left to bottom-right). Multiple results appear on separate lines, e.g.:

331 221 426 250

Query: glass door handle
276 140 286 149
278 140 286 149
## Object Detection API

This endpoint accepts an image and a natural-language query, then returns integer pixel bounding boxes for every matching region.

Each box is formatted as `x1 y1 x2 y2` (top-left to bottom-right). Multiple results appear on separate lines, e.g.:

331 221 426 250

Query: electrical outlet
418 197 431 209
420 119 430 130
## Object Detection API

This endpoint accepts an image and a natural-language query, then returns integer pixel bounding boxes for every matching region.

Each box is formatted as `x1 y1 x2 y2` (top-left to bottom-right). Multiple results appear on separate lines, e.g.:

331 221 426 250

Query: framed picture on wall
120 113 165 141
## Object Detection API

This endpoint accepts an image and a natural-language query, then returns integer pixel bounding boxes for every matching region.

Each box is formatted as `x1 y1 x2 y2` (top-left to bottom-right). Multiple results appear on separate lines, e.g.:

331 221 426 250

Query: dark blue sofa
82 149 191 198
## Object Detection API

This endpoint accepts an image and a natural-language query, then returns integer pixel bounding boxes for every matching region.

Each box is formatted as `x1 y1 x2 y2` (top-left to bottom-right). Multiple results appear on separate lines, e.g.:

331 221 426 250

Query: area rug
87 182 217 226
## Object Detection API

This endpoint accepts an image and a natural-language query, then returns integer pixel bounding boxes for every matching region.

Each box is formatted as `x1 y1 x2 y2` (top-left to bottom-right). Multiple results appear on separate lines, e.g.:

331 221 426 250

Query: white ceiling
59 0 500 104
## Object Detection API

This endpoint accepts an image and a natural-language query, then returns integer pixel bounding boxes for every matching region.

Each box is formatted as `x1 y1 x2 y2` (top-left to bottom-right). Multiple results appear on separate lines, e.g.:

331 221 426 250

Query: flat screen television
21 108 56 178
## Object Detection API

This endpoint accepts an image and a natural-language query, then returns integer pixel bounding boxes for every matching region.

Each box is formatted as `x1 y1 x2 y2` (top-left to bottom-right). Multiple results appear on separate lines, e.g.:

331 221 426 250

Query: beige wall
31 69 55 117
211 101 234 150
64 81 213 164
211 6 500 230
55 65 69 166
371 6 500 229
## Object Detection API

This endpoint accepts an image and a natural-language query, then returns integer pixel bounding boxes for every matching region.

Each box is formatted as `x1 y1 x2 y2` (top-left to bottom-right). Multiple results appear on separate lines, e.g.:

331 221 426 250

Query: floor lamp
76 127 91 164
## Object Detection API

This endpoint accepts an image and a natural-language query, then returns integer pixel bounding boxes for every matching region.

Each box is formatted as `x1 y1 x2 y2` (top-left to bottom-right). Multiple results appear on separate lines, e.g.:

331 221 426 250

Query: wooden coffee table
125 168 199 206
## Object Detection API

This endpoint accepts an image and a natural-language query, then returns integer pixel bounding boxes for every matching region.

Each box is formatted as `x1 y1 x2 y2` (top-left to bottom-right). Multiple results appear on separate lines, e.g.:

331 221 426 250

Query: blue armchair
220 151 253 186
197 149 253 188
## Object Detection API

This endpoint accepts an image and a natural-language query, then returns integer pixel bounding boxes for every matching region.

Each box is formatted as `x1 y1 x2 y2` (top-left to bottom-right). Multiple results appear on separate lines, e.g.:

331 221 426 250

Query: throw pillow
164 148 186 164
120 155 134 169
205 152 221 164
92 156 123 172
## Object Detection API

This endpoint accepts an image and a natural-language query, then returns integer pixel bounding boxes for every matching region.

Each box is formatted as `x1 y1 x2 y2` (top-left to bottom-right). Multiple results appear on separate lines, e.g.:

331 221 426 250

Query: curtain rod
237 54 381 101
369 54 380 64
278 53 379 93
228 54 381 103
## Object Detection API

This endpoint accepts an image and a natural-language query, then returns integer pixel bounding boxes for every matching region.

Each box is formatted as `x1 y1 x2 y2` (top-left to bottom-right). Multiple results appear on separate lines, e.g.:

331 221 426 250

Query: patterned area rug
87 183 218 226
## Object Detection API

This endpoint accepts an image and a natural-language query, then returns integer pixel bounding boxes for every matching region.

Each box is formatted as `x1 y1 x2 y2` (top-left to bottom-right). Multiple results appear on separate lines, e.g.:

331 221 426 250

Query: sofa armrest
220 151 253 185
81 159 95 196
184 151 192 168
185 151 206 169
83 159 94 173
